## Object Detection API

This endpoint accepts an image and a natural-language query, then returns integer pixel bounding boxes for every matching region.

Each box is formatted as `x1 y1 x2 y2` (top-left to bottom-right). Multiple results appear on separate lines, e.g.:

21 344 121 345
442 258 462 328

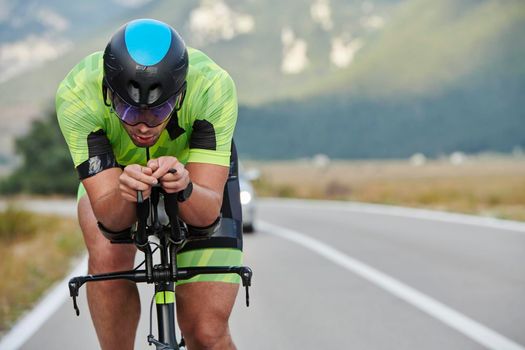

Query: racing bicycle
67 184 253 349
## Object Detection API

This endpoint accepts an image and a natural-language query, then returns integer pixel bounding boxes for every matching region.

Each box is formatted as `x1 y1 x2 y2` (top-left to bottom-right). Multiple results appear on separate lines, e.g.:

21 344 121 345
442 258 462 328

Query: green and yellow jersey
56 48 237 180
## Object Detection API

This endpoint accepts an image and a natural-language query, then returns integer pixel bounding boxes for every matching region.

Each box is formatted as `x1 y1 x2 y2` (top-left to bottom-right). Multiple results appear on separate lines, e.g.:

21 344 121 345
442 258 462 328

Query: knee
83 218 136 273
87 243 136 274
179 316 230 349
78 197 136 273
82 218 135 272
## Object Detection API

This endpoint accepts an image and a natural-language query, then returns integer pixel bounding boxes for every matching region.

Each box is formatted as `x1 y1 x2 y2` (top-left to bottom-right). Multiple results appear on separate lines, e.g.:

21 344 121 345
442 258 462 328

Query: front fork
150 270 182 350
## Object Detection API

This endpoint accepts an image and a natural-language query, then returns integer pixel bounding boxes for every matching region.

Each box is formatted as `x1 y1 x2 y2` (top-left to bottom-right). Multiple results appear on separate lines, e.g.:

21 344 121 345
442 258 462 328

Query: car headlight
240 190 252 205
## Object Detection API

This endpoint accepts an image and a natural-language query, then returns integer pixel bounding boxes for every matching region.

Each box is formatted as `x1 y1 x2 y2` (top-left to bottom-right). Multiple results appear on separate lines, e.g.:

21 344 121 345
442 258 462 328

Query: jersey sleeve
56 82 118 179
187 71 238 167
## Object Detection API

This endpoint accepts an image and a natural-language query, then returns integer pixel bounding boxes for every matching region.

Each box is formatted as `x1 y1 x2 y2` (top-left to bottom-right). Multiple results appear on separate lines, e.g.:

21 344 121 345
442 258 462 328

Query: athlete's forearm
91 187 137 231
178 182 222 228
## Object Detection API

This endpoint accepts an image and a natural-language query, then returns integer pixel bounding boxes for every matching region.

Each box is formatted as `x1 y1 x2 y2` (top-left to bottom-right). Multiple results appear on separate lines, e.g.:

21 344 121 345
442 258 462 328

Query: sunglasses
106 83 186 128
112 94 180 127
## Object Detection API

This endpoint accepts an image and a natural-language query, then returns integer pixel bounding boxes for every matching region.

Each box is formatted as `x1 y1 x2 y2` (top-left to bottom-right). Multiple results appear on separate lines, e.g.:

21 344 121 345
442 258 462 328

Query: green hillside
235 77 524 159
318 0 525 99
234 0 525 159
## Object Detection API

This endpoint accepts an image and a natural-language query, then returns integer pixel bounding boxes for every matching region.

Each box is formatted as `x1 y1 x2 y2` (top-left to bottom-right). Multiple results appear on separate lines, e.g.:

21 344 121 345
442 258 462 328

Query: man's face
107 90 171 147
121 117 170 147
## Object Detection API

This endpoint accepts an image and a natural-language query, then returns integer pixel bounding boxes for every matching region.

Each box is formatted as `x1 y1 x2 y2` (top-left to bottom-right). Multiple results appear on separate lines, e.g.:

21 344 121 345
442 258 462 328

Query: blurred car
239 166 259 233
239 175 255 233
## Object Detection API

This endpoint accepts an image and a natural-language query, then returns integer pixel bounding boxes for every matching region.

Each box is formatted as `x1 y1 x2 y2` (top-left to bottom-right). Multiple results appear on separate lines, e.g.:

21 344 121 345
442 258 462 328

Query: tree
0 109 78 195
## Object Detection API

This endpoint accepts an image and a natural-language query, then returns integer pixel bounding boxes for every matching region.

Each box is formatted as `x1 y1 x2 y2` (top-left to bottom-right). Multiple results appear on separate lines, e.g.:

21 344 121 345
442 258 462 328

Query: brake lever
68 278 82 316
240 267 253 307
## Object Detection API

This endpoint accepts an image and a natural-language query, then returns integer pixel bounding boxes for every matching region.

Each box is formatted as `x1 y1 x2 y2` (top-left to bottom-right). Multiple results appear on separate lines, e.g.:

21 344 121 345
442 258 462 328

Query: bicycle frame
68 186 252 350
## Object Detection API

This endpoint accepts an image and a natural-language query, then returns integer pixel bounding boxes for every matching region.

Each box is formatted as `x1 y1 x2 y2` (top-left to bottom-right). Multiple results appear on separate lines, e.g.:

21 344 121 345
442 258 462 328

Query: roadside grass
0 205 84 335
248 156 525 221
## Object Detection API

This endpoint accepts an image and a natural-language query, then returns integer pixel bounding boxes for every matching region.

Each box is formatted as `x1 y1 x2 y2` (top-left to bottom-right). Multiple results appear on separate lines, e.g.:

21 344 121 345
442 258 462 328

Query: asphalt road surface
2 198 525 349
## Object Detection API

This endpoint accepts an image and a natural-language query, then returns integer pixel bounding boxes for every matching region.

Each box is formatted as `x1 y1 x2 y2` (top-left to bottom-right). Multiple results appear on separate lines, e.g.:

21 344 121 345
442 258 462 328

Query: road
2 198 525 349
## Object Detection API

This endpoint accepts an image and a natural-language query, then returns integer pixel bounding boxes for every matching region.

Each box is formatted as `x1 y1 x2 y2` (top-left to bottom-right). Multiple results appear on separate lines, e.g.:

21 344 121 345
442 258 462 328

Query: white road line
0 256 88 350
259 220 525 350
262 198 525 233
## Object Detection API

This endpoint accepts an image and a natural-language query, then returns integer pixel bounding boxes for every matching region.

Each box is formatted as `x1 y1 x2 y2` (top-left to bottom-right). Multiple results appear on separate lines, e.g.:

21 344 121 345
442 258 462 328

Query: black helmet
103 18 188 108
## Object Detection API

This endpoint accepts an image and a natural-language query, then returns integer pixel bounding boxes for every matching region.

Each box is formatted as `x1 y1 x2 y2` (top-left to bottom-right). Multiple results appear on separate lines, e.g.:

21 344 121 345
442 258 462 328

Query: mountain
0 0 399 107
0 0 523 163
234 0 525 158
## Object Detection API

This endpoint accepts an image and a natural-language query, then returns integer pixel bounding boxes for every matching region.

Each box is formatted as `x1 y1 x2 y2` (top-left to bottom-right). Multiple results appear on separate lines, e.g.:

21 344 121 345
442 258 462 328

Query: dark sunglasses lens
112 94 178 127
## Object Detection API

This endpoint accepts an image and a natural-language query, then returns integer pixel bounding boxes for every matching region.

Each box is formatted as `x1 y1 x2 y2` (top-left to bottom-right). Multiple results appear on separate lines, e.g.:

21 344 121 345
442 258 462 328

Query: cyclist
56 18 243 350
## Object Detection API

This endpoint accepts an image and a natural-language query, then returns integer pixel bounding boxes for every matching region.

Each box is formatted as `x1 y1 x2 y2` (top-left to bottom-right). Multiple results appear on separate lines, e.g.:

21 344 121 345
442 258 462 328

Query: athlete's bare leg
176 282 239 350
78 196 139 350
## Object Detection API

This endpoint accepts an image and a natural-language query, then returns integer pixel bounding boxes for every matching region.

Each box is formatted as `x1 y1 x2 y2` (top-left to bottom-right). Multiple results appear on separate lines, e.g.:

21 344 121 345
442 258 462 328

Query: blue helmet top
124 19 172 66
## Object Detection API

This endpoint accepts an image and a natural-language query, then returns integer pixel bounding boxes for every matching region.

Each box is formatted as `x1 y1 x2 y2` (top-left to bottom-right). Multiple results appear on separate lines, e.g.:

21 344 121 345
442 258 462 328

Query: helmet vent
148 84 162 104
127 81 140 103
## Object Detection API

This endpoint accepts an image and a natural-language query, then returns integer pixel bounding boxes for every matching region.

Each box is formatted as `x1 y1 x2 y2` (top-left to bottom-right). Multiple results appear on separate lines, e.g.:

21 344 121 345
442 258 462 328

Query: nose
135 123 151 134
